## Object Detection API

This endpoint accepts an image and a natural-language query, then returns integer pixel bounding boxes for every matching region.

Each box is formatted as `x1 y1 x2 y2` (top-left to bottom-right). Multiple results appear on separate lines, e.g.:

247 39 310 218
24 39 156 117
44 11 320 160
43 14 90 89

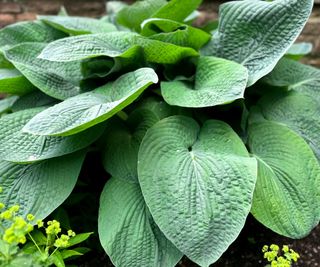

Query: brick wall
0 0 320 64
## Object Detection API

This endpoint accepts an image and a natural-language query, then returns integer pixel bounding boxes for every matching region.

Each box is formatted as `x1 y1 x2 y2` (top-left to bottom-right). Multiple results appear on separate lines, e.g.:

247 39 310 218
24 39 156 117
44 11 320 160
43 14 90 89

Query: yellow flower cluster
262 244 300 267
0 204 34 245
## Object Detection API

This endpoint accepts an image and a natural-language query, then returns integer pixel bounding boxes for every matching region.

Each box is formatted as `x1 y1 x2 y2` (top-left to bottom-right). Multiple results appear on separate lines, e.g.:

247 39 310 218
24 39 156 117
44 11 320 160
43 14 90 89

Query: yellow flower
270 244 279 252
9 205 20 213
46 220 61 235
67 230 76 237
0 210 13 220
27 214 35 221
37 219 44 228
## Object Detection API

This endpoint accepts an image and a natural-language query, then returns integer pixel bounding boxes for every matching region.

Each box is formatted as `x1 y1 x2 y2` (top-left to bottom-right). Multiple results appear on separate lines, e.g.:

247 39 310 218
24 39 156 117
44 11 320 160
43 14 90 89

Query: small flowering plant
0 194 92 267
262 244 300 267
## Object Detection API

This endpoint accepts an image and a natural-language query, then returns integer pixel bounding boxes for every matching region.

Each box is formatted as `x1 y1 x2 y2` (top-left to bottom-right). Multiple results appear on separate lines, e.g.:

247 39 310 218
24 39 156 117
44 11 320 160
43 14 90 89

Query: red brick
16 12 36 22
25 0 62 14
0 3 22 14
0 14 16 27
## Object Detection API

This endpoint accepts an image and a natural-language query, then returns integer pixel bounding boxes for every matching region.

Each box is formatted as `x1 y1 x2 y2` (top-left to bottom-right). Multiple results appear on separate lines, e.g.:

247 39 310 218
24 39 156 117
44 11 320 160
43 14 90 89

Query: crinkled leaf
0 95 19 115
11 91 57 112
102 99 175 182
248 121 320 238
38 15 117 35
39 32 198 64
141 18 211 50
23 68 158 136
138 116 257 266
0 151 85 220
257 91 320 161
161 56 248 108
0 68 36 95
5 42 83 100
0 21 65 51
263 57 320 102
116 0 167 32
99 177 183 267
202 0 313 86
0 107 105 163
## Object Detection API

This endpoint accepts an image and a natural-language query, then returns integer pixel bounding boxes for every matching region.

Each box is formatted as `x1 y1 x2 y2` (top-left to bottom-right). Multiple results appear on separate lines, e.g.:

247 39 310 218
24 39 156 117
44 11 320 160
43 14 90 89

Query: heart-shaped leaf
102 99 176 182
99 177 183 267
38 32 198 65
0 68 35 95
263 58 320 102
5 43 83 100
257 91 320 161
0 108 105 163
23 68 158 136
138 115 257 266
202 0 313 86
141 18 211 50
161 56 248 108
0 151 85 220
248 121 320 238
38 15 117 35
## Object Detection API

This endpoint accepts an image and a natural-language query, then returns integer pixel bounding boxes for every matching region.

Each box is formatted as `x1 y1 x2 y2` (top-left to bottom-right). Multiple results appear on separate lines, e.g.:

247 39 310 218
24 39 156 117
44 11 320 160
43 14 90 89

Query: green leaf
102 99 175 182
60 250 83 260
141 18 211 50
0 21 66 51
11 91 57 112
161 56 248 108
0 96 19 115
4 42 83 100
138 116 257 266
202 0 313 86
66 233 93 247
99 177 183 267
0 151 85 220
256 91 320 161
263 58 320 102
151 0 202 22
248 121 320 238
38 32 198 64
0 68 36 95
23 68 158 136
0 107 105 163
285 42 313 60
0 52 14 68
106 1 128 16
116 0 167 32
50 251 65 267
38 15 117 35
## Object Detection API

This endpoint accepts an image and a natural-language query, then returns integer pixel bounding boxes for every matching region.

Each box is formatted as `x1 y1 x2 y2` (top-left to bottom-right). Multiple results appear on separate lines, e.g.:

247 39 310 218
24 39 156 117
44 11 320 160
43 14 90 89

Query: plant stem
28 233 44 257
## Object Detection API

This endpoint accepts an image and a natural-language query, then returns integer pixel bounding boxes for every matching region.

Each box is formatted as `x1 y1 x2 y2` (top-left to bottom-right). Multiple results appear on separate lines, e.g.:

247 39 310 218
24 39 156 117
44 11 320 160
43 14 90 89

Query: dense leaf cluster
0 0 319 266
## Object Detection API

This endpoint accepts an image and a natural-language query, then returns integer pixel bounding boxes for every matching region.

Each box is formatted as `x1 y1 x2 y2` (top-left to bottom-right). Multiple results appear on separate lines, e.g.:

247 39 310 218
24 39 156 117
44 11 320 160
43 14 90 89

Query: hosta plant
0 0 319 266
